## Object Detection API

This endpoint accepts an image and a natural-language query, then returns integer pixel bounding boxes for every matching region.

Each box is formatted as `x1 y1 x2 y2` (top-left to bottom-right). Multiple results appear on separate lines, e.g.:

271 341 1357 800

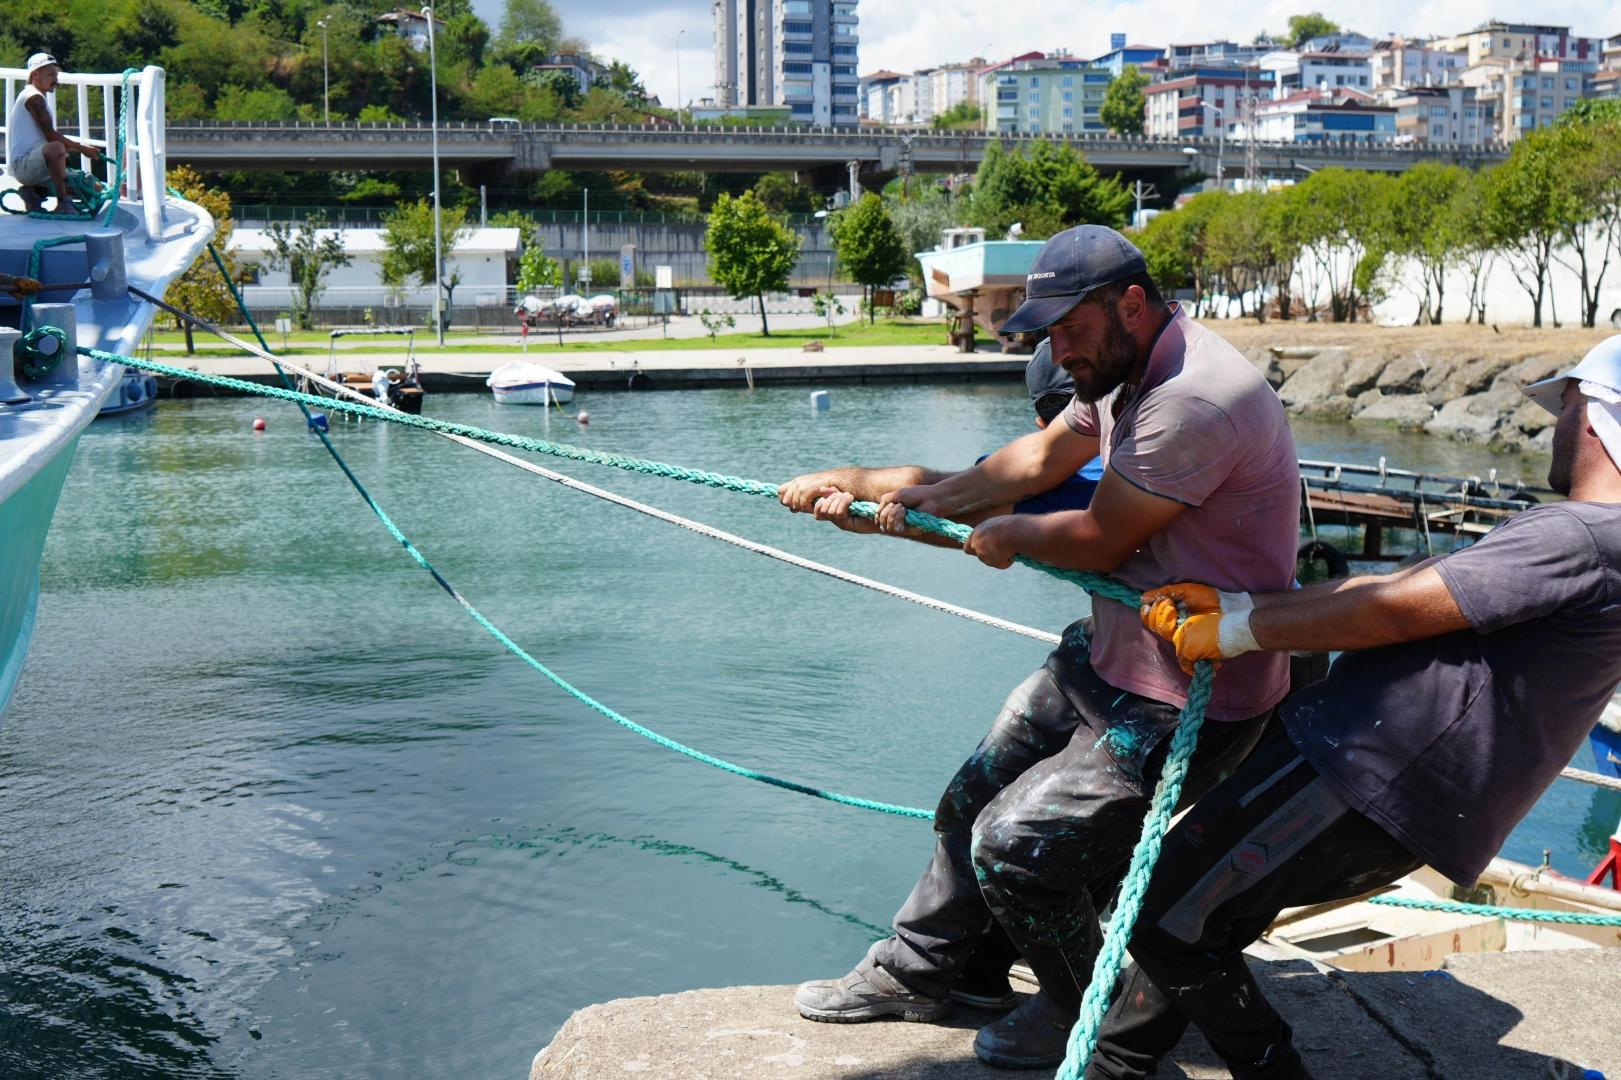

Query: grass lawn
147 318 952 357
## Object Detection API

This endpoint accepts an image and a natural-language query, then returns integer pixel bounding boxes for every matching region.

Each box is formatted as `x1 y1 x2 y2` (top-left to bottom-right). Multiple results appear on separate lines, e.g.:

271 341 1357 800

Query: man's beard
1064 305 1143 404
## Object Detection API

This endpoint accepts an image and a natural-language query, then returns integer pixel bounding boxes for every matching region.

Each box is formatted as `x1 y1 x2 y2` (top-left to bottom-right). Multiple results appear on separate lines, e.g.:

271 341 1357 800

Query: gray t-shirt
1282 502 1621 885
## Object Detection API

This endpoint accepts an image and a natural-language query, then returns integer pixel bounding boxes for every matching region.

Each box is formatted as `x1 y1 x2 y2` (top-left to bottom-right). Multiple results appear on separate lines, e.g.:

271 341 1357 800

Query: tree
1099 66 1149 135
1487 132 1573 327
1287 12 1339 47
704 191 802 336
1547 119 1621 327
1385 162 1470 324
381 198 473 315
493 0 562 67
1293 168 1390 321
969 140 1130 238
931 100 982 130
830 193 911 325
164 166 243 354
753 173 816 213
885 183 969 282
262 216 351 330
1136 190 1223 314
517 243 561 290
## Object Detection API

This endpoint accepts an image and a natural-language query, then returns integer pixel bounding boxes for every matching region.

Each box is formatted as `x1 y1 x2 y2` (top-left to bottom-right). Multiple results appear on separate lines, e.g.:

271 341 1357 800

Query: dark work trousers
1085 725 1424 1080
872 620 1272 1012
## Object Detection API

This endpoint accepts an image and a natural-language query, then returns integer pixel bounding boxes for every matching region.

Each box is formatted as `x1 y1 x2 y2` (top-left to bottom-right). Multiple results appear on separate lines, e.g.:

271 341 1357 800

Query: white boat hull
492 381 575 406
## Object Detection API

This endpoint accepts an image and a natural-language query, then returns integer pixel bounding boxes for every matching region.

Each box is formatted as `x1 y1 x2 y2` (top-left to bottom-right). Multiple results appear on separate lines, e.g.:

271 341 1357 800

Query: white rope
1563 766 1621 793
159 302 1063 647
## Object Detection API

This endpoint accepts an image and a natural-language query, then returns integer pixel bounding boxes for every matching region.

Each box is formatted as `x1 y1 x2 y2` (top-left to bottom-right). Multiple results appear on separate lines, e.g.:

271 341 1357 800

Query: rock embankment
1200 322 1615 455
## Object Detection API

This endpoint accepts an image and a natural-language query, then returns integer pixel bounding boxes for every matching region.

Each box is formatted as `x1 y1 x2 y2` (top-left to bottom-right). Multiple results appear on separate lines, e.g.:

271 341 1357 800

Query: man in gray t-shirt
1080 349 1621 1080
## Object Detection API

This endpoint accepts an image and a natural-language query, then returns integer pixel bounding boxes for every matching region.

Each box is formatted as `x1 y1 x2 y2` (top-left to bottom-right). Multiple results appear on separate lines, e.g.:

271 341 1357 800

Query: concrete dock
529 950 1619 1079
151 345 1027 395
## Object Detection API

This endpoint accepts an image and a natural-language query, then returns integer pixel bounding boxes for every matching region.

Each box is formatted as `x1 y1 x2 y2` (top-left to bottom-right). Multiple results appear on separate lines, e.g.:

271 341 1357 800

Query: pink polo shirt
1063 306 1299 721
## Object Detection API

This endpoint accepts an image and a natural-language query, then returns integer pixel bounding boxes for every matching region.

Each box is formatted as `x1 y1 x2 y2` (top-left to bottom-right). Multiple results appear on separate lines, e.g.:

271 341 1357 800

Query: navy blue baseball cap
1000 225 1148 335
1025 339 1074 420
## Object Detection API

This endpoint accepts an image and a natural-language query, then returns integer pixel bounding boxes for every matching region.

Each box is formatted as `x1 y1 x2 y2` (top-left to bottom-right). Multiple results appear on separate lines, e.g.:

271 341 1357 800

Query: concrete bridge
166 120 1509 186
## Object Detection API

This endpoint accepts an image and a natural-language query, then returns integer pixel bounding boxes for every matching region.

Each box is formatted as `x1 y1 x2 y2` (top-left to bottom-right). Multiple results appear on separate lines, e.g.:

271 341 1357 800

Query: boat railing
1299 457 1555 500
1 64 167 238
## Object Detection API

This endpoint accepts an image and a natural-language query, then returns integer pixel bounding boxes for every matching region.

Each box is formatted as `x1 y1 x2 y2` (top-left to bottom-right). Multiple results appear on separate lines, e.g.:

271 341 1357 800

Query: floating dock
529 949 1619 1079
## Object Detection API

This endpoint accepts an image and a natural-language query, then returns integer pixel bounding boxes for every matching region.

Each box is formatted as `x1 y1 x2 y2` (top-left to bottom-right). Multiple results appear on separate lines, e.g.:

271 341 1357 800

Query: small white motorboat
487 360 575 406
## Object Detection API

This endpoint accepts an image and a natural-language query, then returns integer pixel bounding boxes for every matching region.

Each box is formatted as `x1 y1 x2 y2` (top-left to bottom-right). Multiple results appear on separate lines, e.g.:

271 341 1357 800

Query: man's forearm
1247 568 1469 652
799 465 951 501
974 510 1130 572
912 429 1091 516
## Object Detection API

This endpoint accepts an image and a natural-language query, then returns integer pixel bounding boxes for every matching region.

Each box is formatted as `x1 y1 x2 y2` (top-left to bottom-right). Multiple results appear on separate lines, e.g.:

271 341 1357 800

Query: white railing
1 65 167 237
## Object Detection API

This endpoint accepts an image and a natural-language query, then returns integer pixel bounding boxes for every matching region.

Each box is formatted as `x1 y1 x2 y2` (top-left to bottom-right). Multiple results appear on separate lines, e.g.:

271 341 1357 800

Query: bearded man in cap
783 226 1302 1068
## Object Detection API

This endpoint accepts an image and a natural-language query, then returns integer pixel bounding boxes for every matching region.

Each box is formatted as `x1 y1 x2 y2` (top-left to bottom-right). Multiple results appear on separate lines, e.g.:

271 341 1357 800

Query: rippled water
2 384 1612 1078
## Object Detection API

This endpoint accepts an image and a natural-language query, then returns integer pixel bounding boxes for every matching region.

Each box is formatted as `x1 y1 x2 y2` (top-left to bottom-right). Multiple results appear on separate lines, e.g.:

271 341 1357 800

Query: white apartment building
1369 39 1467 89
1259 50 1374 98
713 0 859 124
914 61 982 123
1432 21 1602 68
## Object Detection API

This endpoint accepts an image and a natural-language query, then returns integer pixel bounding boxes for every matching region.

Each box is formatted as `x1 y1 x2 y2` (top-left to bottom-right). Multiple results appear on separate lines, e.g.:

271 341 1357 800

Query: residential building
1389 85 1489 144
1165 41 1271 71
1228 87 1396 143
1260 50 1374 97
1143 66 1274 138
1591 69 1620 100
1088 43 1166 79
1431 22 1601 67
977 53 1115 134
1603 33 1621 71
374 8 444 51
859 70 907 123
1299 31 1375 53
1369 38 1467 88
528 55 605 94
715 0 859 126
1507 60 1591 133
914 60 984 122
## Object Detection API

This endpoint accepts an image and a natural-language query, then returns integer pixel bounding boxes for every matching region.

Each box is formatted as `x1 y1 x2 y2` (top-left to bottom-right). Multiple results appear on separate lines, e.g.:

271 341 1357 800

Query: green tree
1099 66 1149 135
493 0 562 67
1206 191 1279 321
969 140 1130 238
704 191 802 336
1487 131 1575 327
165 165 241 353
753 173 816 213
262 216 351 330
1385 162 1470 323
1547 119 1621 327
884 183 968 283
1136 190 1224 313
830 193 911 324
517 243 560 290
1287 12 1339 46
930 99 982 130
1293 168 1390 321
381 198 473 314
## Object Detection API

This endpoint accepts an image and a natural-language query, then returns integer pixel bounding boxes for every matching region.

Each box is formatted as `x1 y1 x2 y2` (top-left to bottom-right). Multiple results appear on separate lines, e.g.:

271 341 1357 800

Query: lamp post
1198 100 1225 191
422 5 445 345
316 18 330 123
672 29 686 121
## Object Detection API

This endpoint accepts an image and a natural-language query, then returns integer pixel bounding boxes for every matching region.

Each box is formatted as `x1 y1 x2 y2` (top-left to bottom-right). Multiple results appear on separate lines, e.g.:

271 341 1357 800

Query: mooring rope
88 318 1211 1074
1563 765 1621 793
1366 895 1621 926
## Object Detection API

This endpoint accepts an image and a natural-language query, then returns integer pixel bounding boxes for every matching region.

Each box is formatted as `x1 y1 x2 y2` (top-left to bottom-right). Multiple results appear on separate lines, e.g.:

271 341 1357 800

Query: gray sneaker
795 952 953 1023
973 992 1077 1068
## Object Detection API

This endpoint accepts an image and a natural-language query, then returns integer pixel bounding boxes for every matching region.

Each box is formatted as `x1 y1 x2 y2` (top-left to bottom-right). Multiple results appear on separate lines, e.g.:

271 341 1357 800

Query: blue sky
470 0 1621 110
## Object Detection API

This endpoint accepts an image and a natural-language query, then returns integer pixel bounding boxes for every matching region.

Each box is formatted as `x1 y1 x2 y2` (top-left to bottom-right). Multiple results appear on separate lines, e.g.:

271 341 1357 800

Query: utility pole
673 29 686 121
1131 179 1158 227
480 184 487 227
846 160 860 202
316 18 330 123
1244 91 1260 189
423 6 444 345
582 187 589 291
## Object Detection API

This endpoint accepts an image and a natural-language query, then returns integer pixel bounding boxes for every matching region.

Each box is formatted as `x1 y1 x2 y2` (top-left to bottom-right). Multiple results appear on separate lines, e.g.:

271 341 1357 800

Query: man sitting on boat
1080 339 1621 1080
5 53 104 213
783 226 1302 1068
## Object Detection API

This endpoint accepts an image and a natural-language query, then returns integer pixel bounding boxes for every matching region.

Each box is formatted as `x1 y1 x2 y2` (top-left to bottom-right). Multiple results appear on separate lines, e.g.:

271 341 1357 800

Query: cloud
476 0 1621 110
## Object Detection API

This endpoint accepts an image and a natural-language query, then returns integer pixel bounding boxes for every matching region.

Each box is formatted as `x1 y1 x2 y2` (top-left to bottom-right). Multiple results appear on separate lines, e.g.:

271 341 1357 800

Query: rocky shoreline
1199 322 1615 456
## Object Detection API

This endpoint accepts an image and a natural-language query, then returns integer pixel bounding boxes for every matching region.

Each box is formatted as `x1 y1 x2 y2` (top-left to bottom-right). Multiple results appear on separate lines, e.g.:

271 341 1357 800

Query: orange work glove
1171 612 1225 674
1139 583 1224 643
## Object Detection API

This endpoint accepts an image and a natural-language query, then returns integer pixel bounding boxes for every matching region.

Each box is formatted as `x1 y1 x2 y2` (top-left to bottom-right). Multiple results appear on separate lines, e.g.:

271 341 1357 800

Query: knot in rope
15 325 68 379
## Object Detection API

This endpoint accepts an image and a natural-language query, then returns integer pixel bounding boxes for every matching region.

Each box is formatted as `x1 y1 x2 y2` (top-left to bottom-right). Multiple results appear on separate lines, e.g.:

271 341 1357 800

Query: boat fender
577 410 590 425
307 412 329 432
253 416 266 431
810 389 830 411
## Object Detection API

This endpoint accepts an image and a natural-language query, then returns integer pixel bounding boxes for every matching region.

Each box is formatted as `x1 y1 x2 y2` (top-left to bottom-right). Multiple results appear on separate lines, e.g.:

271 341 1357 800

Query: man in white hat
1076 339 1621 1080
6 53 103 212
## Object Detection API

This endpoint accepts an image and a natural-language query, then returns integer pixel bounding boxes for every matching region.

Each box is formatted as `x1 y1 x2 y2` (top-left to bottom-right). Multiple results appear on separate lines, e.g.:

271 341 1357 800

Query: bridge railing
232 205 716 227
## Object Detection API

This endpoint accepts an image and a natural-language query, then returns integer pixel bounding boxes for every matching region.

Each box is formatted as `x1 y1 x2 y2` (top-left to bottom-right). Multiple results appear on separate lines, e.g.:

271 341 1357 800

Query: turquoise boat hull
0 443 77 718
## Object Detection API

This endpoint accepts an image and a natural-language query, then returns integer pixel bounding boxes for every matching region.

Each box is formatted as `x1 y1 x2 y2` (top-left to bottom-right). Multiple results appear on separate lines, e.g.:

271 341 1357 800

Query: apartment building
1389 85 1489 144
1143 67 1275 138
859 70 908 123
904 61 984 124
1165 41 1270 71
1260 50 1374 97
1087 43 1166 78
713 0 859 124
1432 21 1601 67
977 53 1101 134
1456 56 1590 139
1229 88 1396 143
1369 38 1467 88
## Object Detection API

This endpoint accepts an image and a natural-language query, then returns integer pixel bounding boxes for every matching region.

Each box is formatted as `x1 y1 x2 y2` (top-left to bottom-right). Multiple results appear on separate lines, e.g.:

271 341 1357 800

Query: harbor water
2 384 1615 1078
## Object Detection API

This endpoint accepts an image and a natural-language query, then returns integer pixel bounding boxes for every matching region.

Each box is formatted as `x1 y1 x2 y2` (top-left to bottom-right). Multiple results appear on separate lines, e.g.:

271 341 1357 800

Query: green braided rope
1366 894 1621 926
175 250 936 822
94 341 1214 1064
15 325 68 379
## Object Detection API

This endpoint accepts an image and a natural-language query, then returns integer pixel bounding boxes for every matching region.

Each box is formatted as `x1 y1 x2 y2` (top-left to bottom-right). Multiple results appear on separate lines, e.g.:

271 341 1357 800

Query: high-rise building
713 0 859 125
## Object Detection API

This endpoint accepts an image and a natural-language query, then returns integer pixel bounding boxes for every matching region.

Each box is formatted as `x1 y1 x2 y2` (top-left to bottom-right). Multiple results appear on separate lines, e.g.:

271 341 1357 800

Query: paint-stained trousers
872 620 1272 1011
1084 725 1424 1080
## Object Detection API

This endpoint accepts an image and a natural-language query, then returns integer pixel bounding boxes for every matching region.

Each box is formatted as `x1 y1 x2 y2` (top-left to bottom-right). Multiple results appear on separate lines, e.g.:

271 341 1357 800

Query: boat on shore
0 63 213 718
487 359 575 405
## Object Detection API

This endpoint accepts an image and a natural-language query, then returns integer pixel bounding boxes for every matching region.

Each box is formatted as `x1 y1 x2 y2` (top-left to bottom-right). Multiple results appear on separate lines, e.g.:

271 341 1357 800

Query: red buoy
252 416 266 431
577 410 590 425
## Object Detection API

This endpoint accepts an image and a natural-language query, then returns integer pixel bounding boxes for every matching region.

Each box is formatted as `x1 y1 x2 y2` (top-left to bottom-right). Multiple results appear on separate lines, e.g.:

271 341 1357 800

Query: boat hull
493 382 575 406
0 444 78 719
98 371 159 415
1592 724 1621 778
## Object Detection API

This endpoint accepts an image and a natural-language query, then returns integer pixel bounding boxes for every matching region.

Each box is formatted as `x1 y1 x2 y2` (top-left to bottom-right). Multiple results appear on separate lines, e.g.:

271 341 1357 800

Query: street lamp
1197 100 1225 191
316 18 330 123
422 5 445 345
672 29 686 122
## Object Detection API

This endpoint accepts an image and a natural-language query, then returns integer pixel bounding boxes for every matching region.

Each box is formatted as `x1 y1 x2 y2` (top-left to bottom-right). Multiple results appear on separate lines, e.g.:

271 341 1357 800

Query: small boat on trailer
487 360 574 406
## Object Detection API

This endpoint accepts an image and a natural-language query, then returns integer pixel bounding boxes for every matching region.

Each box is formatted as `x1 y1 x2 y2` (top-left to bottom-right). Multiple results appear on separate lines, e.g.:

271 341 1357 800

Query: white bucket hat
1522 335 1621 416
25 53 58 73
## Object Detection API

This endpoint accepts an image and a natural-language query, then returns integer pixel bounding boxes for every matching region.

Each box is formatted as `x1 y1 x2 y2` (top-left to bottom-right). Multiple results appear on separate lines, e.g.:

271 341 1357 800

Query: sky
468 0 1621 109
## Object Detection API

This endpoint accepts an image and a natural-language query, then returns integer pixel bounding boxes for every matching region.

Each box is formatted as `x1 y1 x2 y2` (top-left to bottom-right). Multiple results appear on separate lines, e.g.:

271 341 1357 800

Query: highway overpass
166 121 1510 186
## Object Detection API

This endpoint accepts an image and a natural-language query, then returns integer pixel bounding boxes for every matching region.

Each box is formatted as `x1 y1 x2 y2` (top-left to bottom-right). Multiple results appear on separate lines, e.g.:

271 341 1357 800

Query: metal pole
480 184 487 227
317 19 329 123
674 29 686 120
423 6 444 345
583 187 589 289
